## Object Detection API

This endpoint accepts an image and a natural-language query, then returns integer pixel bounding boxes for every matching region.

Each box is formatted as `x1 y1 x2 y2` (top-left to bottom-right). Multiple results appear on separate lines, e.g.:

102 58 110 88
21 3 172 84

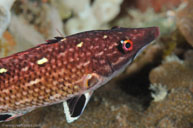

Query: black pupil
125 43 131 48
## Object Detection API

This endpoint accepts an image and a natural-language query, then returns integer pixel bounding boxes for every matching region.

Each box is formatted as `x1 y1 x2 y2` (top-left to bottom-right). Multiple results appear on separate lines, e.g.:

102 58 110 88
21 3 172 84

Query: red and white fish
0 27 159 123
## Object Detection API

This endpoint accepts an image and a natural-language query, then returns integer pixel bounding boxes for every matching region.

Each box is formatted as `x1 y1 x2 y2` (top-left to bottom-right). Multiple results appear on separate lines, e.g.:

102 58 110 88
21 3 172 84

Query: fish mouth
133 27 159 60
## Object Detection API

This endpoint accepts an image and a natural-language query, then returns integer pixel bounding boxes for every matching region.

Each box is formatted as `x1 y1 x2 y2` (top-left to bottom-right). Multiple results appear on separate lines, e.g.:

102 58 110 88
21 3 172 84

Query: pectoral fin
63 91 93 123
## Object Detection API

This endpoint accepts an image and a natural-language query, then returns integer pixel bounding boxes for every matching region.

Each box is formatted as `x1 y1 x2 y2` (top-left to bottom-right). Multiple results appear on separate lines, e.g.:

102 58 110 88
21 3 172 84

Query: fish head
104 27 159 72
81 27 159 90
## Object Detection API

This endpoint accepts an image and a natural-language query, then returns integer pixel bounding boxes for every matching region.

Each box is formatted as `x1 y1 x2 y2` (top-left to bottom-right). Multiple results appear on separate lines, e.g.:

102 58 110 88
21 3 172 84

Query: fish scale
0 31 110 111
0 27 159 122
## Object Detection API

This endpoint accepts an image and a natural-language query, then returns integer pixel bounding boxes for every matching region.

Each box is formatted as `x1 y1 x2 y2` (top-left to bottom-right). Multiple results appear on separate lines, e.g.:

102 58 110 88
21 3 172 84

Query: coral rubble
177 0 193 47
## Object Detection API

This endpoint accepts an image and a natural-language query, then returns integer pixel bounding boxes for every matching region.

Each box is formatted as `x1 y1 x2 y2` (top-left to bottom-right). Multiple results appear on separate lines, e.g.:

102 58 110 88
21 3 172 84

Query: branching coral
63 0 123 34
149 83 168 102
0 0 15 37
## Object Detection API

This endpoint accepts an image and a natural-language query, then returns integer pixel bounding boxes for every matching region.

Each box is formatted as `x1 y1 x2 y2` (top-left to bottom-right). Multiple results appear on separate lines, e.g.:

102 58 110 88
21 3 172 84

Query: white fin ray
63 91 93 123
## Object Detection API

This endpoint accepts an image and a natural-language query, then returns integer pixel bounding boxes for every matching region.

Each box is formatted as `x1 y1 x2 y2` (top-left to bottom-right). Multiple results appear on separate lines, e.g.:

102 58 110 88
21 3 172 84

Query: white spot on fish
71 68 76 73
51 59 55 64
2 89 9 93
21 67 29 72
59 51 67 57
112 51 118 55
34 88 39 92
37 57 48 65
69 58 74 62
69 48 74 52
77 42 83 47
103 35 108 39
47 48 53 52
83 61 90 66
86 52 91 56
90 45 94 49
0 105 8 109
57 61 62 67
85 38 91 41
11 95 16 99
23 91 27 96
132 36 136 40
108 44 114 50
94 45 99 50
49 94 61 100
94 38 99 41
39 96 44 99
29 62 35 66
0 68 7 73
74 85 79 89
25 79 40 86
134 29 137 33
61 38 67 42
95 51 104 57
15 98 32 105
100 59 106 64
0 97 4 102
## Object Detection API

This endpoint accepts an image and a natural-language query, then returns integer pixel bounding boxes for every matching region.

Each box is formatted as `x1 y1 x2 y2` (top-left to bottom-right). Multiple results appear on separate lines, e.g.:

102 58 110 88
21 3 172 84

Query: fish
0 26 159 123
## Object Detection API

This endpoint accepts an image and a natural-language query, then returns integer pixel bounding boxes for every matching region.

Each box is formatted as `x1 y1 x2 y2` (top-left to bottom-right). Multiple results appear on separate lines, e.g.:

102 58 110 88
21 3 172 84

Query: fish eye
121 40 133 52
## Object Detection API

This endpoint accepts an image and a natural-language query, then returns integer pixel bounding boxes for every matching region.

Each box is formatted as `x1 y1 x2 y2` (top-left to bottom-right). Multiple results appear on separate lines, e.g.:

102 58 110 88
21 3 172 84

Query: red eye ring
122 40 133 52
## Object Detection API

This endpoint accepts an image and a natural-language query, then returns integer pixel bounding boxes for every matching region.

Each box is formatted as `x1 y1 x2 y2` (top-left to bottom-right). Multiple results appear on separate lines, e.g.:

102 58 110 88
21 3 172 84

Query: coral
142 88 193 128
112 8 177 35
149 61 193 90
64 0 123 34
50 0 71 20
0 0 15 37
43 5 65 38
8 15 45 51
130 0 186 12
12 1 65 38
0 31 16 57
149 83 168 102
184 50 193 67
0 0 16 57
162 54 184 64
177 0 193 47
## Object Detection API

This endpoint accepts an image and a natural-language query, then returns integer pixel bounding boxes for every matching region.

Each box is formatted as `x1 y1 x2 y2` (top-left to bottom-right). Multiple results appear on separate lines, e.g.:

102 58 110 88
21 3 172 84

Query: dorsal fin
111 26 121 30
46 37 64 44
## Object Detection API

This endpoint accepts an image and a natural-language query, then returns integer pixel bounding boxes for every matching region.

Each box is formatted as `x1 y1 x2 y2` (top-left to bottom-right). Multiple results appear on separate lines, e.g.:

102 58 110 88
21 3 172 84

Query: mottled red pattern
0 27 159 113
